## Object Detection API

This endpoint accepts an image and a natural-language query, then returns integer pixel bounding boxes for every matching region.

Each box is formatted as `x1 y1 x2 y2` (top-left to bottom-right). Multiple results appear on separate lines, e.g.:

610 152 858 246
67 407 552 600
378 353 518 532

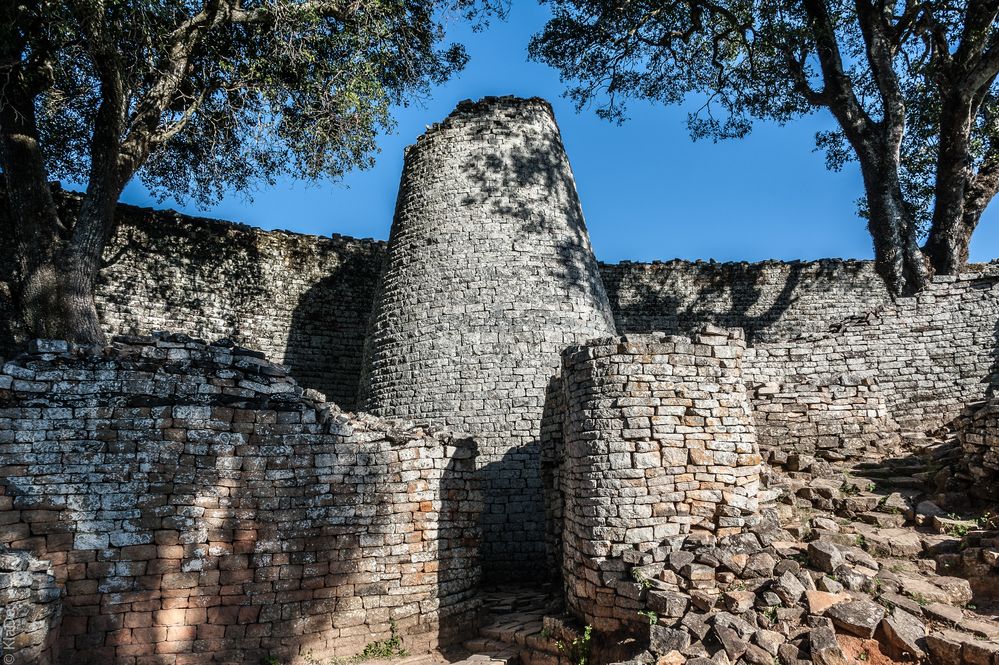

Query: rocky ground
446 436 999 665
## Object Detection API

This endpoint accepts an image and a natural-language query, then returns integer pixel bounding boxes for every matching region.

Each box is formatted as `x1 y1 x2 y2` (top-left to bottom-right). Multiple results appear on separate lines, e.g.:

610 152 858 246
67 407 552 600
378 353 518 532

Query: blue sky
106 2 997 264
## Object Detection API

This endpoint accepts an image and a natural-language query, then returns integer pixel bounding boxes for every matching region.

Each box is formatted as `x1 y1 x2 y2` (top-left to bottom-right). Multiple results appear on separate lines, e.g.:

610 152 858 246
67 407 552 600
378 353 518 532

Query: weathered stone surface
561 330 761 631
808 626 849 665
648 590 690 618
649 626 691 655
925 630 968 665
881 607 926 659
825 598 885 638
808 541 845 573
714 625 748 661
773 570 806 604
723 590 756 614
924 602 963 625
0 336 482 664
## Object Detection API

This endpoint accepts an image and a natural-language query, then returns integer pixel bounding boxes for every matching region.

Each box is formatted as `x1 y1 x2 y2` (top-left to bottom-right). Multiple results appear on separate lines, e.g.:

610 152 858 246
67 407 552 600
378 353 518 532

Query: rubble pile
606 451 999 665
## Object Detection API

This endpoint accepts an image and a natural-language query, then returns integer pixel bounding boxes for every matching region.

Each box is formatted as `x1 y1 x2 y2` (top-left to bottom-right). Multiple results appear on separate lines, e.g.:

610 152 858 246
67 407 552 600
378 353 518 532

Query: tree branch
855 0 905 142
801 0 876 154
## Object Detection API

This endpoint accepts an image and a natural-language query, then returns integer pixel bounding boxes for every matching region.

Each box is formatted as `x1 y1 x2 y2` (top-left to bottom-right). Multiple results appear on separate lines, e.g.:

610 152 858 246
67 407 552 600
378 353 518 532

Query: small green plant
556 625 593 665
854 534 867 548
631 569 653 589
762 606 779 624
911 593 929 607
948 523 970 538
261 657 283 665
638 610 658 625
977 512 996 529
858 650 869 661
540 626 553 640
359 620 408 659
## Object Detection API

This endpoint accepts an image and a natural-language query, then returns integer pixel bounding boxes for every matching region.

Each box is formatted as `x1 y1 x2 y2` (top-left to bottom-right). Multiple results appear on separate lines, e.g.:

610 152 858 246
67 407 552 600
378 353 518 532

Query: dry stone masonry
956 395 999 501
751 373 902 461
599 259 891 343
559 328 762 633
744 270 999 432
0 335 480 664
1 192 386 411
358 96 618 581
0 95 998 665
0 548 62 665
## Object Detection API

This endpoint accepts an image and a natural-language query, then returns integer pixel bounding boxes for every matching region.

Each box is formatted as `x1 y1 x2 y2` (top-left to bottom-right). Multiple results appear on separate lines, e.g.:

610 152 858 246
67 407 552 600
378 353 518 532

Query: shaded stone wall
358 96 618 581
0 335 480 665
0 548 62 665
559 328 761 633
744 271 999 432
751 374 902 461
599 259 891 343
0 192 387 411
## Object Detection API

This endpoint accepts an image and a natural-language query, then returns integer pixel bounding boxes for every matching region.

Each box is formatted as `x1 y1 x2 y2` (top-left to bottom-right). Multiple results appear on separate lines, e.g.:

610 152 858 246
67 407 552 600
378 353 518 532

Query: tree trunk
923 92 976 275
862 163 929 297
57 181 120 346
0 72 67 341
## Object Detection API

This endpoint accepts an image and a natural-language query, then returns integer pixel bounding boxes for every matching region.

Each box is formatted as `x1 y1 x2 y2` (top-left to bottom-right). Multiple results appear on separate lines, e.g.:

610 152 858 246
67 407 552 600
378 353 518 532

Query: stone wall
0 548 62 665
957 396 999 500
0 192 387 411
0 334 480 665
751 374 902 461
744 271 999 432
559 328 762 633
599 259 891 343
358 96 618 582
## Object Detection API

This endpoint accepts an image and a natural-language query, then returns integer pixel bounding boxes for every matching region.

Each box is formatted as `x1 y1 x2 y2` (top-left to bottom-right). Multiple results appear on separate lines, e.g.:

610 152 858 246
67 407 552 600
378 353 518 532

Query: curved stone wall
957 396 999 501
358 96 617 580
560 328 761 632
0 335 480 664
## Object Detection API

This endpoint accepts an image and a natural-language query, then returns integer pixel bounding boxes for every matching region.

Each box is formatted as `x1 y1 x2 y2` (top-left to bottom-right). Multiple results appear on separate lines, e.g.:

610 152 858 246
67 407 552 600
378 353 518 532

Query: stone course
0 334 480 664
744 270 999 432
955 395 999 500
750 373 901 461
0 192 386 410
599 259 891 343
558 328 762 632
358 96 618 581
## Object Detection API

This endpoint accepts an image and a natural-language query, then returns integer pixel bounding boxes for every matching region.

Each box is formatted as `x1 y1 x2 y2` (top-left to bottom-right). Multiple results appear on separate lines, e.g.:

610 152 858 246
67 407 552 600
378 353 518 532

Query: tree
1 0 500 344
530 0 999 296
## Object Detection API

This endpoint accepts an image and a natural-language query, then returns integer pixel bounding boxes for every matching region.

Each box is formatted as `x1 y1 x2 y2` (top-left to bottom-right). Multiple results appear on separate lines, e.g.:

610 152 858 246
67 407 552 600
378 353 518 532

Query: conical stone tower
359 96 617 581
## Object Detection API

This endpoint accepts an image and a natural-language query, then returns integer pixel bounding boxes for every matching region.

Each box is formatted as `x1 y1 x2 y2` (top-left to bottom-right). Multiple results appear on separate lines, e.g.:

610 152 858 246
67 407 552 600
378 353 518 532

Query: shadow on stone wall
991 314 999 398
97 210 267 342
459 107 611 314
437 438 483 649
283 250 384 410
478 442 548 584
603 261 844 344
540 375 566 585
0 336 482 664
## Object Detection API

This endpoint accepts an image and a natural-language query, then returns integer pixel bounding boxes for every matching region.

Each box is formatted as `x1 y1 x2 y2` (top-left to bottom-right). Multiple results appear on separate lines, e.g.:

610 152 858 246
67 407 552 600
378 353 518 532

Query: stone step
458 638 521 665
850 466 928 479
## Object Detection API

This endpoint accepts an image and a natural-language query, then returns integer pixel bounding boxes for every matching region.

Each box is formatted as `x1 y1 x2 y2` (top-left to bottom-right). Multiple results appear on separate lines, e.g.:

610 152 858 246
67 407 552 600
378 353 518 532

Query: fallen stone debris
453 447 999 665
